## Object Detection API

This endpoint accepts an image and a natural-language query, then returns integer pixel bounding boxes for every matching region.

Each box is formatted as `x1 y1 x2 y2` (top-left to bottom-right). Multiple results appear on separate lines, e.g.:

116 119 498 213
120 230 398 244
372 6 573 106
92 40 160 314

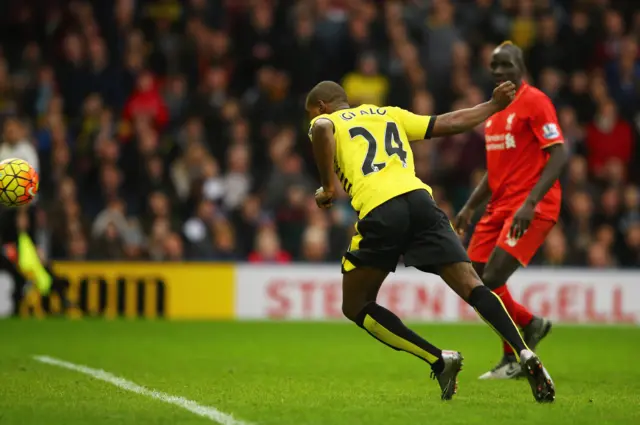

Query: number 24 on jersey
349 122 408 176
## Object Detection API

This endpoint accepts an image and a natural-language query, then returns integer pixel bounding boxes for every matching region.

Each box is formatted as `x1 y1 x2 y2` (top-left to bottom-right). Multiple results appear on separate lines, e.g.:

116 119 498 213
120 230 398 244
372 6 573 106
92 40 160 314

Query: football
0 158 39 207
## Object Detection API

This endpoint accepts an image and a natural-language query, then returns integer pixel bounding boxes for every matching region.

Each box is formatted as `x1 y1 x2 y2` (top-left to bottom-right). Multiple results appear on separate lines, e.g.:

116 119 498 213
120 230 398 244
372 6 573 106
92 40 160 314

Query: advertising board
13 262 235 319
236 266 640 324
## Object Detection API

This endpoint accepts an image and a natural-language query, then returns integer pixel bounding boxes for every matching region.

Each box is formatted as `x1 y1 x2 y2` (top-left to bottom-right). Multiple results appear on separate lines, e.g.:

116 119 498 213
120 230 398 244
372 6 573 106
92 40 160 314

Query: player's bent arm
526 143 568 205
463 172 491 211
311 118 336 192
431 101 501 138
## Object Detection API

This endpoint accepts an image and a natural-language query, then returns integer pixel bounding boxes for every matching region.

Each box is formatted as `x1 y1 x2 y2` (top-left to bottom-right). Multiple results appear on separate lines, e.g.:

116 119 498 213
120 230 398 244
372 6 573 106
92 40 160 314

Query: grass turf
0 320 639 425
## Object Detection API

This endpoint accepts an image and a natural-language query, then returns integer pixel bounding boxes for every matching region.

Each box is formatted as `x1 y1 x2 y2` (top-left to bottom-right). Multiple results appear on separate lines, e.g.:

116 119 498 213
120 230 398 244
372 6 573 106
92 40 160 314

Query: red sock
512 300 533 327
493 284 522 355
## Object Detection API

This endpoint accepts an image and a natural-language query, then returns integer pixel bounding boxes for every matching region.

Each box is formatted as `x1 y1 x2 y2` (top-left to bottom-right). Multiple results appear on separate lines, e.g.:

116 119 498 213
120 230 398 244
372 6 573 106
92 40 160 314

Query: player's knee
342 294 370 322
459 279 482 301
471 262 485 277
342 300 361 322
440 262 483 301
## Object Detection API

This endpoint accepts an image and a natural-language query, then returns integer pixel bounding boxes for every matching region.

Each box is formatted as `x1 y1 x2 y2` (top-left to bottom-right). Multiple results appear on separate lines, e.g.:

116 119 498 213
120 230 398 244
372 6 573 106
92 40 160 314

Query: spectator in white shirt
0 117 39 171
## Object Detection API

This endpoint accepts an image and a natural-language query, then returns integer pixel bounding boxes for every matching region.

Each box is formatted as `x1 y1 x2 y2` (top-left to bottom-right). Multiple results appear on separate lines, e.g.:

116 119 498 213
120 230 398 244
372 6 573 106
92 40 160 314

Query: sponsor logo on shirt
542 123 559 140
486 134 505 142
485 114 519 151
485 133 516 151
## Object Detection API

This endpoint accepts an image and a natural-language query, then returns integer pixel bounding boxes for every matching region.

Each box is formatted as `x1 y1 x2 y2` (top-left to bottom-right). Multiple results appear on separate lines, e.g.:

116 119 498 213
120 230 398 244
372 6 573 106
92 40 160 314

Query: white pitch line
33 355 254 425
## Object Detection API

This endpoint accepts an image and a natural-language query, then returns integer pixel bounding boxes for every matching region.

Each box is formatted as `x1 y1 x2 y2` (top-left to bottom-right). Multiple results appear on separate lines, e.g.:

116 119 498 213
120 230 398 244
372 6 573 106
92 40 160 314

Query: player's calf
440 262 528 355
351 301 463 400
342 267 462 400
479 248 520 291
343 268 442 365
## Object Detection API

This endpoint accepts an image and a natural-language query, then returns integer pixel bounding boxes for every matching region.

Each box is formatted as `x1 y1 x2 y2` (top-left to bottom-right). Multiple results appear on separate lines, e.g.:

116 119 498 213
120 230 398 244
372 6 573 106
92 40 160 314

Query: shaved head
305 81 349 118
495 41 526 71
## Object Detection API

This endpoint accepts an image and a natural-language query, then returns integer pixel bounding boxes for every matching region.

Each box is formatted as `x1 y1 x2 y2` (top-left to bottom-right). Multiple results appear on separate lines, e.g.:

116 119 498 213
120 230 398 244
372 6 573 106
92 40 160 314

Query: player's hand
453 206 474 236
491 81 517 110
510 200 535 240
315 187 334 209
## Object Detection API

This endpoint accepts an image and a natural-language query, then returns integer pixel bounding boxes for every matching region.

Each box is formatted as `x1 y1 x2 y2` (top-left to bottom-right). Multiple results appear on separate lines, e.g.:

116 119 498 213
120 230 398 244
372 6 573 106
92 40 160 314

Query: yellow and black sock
468 286 529 359
355 302 444 372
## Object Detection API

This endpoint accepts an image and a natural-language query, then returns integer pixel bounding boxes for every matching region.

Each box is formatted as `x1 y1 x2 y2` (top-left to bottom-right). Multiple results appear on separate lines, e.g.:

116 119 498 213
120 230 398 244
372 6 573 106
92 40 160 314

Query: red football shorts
468 210 555 266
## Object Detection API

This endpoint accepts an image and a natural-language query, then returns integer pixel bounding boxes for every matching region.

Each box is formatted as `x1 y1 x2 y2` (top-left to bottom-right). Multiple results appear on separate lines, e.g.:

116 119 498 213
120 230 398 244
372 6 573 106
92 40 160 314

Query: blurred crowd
0 0 638 267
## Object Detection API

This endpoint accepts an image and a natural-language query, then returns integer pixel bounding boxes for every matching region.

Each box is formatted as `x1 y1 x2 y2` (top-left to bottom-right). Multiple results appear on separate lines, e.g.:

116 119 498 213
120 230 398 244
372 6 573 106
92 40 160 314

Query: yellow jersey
309 104 435 219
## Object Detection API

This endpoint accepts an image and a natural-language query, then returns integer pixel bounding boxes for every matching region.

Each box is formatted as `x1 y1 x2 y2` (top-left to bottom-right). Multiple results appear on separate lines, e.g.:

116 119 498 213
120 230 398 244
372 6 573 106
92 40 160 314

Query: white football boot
432 350 464 400
520 349 555 402
478 354 522 380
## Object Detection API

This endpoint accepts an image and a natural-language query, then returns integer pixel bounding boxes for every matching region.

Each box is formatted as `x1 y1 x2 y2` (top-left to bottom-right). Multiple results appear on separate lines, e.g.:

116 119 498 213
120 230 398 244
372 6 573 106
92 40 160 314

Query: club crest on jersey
542 123 559 140
486 119 492 128
505 113 516 131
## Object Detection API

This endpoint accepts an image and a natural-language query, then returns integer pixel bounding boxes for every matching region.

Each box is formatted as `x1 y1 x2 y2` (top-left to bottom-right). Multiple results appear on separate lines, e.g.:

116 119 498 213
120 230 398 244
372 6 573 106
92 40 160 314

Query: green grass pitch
1 320 639 425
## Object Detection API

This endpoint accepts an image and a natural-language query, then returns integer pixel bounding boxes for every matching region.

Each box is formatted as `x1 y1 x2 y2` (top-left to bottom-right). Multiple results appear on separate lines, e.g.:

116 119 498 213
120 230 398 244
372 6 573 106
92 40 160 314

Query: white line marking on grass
33 355 254 425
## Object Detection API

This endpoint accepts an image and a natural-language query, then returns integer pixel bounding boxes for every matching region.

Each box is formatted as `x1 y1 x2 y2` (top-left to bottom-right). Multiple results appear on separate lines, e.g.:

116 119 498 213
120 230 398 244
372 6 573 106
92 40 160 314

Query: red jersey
483 82 563 220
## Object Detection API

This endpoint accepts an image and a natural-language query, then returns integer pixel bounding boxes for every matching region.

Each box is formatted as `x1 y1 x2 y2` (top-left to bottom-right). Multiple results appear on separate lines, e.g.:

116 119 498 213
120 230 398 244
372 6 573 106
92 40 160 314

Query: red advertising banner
236 266 639 324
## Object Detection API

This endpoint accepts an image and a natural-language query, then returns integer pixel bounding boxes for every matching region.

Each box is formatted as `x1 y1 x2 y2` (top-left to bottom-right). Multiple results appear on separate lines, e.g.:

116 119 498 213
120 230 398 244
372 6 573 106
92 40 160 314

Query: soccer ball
0 158 39 207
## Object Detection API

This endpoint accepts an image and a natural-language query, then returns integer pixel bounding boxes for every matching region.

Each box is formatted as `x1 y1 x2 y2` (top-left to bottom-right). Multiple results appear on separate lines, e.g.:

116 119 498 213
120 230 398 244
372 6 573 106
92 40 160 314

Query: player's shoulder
522 84 553 105
309 113 336 130
310 113 333 127
513 84 556 118
308 114 335 140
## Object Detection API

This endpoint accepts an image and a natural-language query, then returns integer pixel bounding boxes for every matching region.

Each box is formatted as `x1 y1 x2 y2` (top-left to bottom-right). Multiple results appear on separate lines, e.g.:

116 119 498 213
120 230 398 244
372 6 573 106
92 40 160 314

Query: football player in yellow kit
306 81 554 403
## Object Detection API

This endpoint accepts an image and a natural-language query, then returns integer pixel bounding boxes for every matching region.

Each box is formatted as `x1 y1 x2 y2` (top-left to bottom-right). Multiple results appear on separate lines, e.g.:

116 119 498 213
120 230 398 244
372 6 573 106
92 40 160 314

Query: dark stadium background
0 2 639 425
0 0 637 267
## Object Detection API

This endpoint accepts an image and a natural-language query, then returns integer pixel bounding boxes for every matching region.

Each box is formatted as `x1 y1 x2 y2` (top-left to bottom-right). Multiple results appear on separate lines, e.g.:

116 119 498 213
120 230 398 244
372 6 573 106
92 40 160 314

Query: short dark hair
306 81 348 108
497 41 526 72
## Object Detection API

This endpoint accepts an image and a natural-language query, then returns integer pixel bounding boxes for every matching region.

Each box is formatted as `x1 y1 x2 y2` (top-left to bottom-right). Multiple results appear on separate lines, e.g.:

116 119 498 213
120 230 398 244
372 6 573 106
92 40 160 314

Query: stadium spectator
248 225 291 264
342 53 388 107
586 100 634 177
537 225 569 266
621 222 640 266
0 0 636 267
121 70 169 135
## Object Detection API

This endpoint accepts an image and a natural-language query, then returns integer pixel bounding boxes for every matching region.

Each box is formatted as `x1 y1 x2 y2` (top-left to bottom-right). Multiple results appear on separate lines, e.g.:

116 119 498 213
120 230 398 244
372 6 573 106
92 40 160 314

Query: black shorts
342 189 470 274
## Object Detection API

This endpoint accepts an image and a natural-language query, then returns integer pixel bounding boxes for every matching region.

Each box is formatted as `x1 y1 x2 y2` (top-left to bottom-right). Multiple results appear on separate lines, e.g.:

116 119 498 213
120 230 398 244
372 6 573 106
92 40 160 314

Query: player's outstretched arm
454 172 491 235
431 82 516 138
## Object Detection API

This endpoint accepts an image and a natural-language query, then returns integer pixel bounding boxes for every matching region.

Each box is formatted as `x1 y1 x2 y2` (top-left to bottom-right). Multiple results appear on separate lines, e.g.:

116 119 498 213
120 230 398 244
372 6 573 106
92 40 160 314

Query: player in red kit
454 42 568 379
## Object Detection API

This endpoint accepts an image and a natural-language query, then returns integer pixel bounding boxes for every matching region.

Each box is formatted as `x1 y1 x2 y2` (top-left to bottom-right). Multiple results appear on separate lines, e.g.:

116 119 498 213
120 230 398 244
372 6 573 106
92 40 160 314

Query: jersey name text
339 107 387 121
